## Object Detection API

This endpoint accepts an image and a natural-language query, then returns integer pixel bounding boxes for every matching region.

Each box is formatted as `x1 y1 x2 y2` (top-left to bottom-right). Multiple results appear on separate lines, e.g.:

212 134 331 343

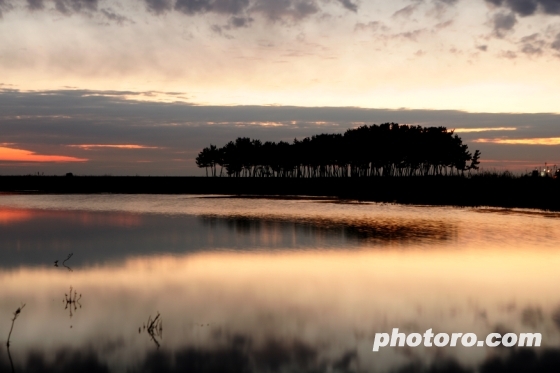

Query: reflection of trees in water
1 337 558 373
395 349 560 373
200 214 455 246
0 350 109 373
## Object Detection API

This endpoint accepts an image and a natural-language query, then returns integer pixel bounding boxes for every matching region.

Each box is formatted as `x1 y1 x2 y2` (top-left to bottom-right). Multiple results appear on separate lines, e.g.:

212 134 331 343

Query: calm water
1 195 560 372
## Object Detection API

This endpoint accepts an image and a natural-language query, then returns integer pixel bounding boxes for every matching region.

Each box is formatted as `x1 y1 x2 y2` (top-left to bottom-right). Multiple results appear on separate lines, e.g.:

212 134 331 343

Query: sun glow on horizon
68 144 159 150
0 146 87 162
474 137 560 145
454 127 517 133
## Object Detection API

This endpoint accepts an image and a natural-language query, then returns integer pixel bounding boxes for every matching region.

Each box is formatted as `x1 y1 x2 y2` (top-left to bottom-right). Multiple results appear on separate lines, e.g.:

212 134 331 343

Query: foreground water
1 195 560 373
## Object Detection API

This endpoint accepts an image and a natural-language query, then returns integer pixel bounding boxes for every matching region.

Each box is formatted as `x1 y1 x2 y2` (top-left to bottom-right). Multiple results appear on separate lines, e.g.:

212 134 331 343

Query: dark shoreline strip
0 176 558 211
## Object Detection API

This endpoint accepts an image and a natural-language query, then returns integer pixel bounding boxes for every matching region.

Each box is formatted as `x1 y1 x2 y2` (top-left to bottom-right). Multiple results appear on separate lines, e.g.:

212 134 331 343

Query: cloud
520 41 543 54
212 0 251 14
475 137 560 144
515 32 545 55
68 144 160 149
485 0 560 17
393 28 427 41
250 0 319 22
100 8 133 25
0 89 559 175
54 0 98 15
144 0 173 14
505 0 538 16
454 127 517 132
174 0 214 14
392 3 420 19
500 49 518 58
146 0 340 22
336 0 357 12
552 32 560 51
27 0 45 10
0 0 12 18
13 0 356 23
0 146 87 162
354 21 388 33
492 12 517 37
229 15 253 27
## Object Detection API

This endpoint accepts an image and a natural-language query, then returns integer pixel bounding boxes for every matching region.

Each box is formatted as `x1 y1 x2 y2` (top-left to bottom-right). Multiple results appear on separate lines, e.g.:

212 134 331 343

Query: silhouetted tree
196 123 481 178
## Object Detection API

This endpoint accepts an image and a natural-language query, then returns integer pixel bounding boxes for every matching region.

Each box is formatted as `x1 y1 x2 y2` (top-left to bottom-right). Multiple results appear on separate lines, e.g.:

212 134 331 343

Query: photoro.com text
373 329 541 351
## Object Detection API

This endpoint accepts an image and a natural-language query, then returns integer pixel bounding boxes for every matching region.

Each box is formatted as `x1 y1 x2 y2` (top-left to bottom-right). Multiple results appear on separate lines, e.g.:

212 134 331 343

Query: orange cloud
474 137 560 145
454 127 516 133
68 144 159 150
0 147 87 162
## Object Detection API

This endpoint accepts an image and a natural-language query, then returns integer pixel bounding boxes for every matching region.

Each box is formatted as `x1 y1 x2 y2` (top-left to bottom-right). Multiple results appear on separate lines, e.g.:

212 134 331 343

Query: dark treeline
196 123 481 177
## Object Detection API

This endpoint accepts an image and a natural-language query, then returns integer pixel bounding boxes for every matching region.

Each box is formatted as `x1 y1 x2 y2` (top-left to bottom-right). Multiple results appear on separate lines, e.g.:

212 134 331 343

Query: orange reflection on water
0 208 34 225
0 208 143 227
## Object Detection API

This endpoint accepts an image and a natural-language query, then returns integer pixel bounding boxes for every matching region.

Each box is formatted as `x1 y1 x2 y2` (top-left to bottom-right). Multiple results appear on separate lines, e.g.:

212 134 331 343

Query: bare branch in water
62 253 73 272
7 303 26 373
142 312 163 348
64 286 82 318
6 304 25 348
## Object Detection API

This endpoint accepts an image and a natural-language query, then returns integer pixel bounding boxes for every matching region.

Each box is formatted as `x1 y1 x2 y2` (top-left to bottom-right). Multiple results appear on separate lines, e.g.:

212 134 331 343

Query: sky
0 0 559 175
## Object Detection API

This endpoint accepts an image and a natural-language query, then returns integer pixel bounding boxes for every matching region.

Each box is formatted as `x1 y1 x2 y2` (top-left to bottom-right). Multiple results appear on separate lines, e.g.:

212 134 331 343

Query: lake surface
1 195 560 373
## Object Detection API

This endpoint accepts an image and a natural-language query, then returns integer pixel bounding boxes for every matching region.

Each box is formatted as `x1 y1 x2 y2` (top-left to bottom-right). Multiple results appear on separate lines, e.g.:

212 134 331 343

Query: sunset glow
454 127 517 133
475 137 560 145
0 146 87 162
68 144 160 150
0 0 559 174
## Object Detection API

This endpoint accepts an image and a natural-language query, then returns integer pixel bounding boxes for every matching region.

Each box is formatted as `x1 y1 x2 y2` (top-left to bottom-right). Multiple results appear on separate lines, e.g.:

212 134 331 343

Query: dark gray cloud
0 89 558 175
486 0 560 16
145 0 173 14
24 0 133 21
336 0 357 12
175 0 213 14
0 0 12 18
500 49 518 57
506 0 538 15
54 0 98 14
250 0 319 22
492 11 517 37
393 3 419 18
552 32 560 51
26 0 45 10
212 0 250 14
519 32 545 54
100 8 132 24
229 15 252 27
1 0 355 21
521 42 543 54
146 0 351 21
173 0 252 15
